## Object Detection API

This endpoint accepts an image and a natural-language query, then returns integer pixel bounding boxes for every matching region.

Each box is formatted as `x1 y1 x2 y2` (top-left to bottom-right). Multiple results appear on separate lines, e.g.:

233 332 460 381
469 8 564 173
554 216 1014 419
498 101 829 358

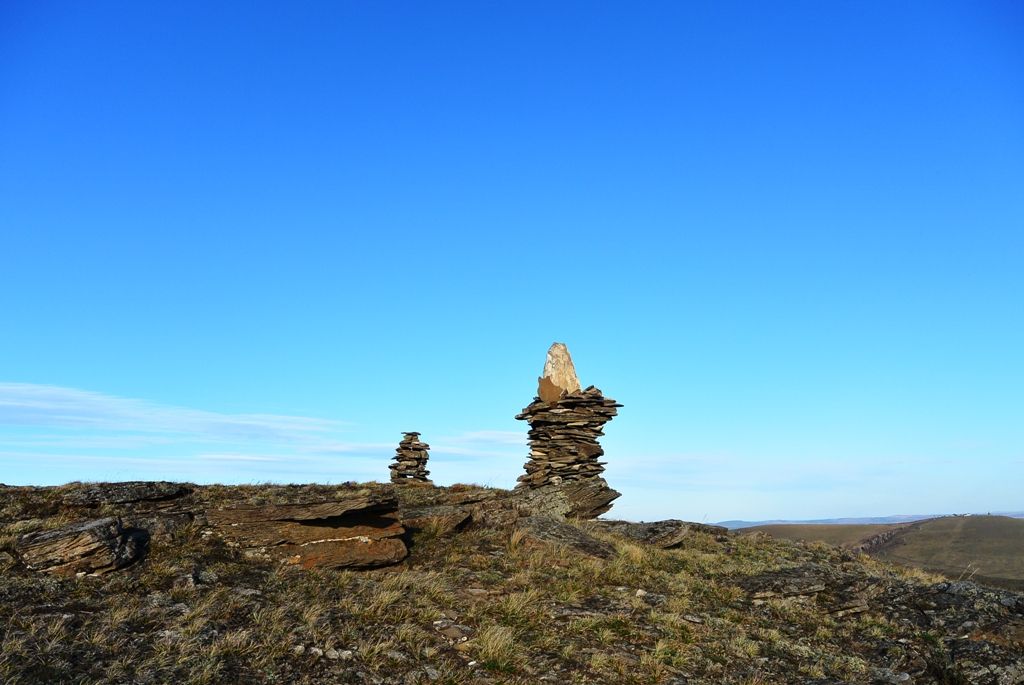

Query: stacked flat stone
516 385 622 487
389 432 431 484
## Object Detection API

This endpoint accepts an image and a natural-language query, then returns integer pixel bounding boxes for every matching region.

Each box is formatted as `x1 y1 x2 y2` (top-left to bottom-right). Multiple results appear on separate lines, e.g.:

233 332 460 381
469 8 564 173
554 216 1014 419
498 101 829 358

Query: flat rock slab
278 537 408 569
15 517 147 575
62 481 192 507
209 490 407 570
517 515 614 559
402 505 471 537
596 519 729 548
207 490 395 525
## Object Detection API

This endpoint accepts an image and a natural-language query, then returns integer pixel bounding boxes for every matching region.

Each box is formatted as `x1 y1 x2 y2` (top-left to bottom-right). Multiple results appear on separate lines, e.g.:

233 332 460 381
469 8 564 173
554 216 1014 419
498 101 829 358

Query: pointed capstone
538 342 581 402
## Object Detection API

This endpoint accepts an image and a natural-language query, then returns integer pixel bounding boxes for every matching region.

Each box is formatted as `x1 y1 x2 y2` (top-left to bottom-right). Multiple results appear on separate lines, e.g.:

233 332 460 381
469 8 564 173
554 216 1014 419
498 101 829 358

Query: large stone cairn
516 343 622 488
389 432 432 484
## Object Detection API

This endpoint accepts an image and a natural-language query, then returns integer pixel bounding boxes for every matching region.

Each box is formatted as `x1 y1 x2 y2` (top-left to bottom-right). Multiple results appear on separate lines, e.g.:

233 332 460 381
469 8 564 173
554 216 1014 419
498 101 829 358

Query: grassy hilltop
2 482 1023 685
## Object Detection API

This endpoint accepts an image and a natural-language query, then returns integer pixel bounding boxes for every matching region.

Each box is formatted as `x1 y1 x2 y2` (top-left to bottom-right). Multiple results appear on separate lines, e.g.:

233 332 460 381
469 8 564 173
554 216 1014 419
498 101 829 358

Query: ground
2 482 1023 684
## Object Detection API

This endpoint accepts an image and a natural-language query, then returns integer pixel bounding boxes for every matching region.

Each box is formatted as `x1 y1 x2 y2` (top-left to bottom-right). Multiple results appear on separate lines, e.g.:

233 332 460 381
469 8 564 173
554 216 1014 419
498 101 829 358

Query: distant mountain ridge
719 511 1024 529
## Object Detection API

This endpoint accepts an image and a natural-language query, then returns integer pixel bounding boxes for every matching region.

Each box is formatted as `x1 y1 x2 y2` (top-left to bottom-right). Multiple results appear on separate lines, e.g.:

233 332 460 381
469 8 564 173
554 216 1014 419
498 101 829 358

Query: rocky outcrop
390 432 432 484
61 481 191 507
58 481 198 542
208 489 407 569
595 519 729 548
852 523 912 554
14 517 147 575
4 481 1022 684
739 562 1024 684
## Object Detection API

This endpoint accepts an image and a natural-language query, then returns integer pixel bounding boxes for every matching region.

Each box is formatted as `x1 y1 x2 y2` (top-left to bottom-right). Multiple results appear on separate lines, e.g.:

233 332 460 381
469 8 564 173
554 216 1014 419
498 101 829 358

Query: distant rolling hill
720 511 1024 529
740 523 898 548
720 514 933 529
741 515 1024 591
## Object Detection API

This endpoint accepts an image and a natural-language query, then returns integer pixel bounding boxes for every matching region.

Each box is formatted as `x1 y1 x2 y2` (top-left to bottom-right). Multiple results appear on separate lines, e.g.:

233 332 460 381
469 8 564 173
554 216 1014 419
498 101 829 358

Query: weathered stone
62 481 191 507
15 517 147 575
208 489 407 569
278 536 407 569
402 505 471 536
207 490 394 525
517 477 621 520
539 342 581 400
516 515 614 558
220 514 404 547
596 519 730 548
129 511 197 540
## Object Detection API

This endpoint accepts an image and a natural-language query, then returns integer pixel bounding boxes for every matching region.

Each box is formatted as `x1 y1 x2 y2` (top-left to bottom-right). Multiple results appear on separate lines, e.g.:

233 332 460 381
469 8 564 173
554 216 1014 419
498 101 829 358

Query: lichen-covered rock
516 477 621 519
15 517 147 575
738 563 1024 684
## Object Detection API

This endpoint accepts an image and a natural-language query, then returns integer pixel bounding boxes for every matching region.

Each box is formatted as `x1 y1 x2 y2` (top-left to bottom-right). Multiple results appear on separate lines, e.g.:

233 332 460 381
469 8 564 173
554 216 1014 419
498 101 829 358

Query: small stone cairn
389 432 432 484
516 343 622 487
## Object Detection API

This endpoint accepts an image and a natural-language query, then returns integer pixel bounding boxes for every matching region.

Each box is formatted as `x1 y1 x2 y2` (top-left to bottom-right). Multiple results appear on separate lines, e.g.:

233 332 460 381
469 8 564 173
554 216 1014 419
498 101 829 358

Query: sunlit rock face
538 342 582 402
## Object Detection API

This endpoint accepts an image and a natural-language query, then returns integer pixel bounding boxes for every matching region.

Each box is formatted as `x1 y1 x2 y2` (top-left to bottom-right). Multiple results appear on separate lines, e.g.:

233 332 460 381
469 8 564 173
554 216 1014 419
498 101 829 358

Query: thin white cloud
441 430 526 446
0 382 342 441
196 453 282 463
294 440 395 456
0 434 178 449
429 429 527 459
0 383 379 484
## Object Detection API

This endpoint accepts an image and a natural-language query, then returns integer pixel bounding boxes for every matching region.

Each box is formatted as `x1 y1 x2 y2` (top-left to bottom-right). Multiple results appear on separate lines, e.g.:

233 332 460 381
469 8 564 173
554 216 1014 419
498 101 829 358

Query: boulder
516 477 621 520
15 517 147 575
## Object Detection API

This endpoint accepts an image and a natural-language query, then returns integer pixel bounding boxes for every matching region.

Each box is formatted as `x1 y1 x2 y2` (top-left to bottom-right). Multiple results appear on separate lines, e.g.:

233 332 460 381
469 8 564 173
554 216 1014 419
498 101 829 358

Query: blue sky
1 2 1022 522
